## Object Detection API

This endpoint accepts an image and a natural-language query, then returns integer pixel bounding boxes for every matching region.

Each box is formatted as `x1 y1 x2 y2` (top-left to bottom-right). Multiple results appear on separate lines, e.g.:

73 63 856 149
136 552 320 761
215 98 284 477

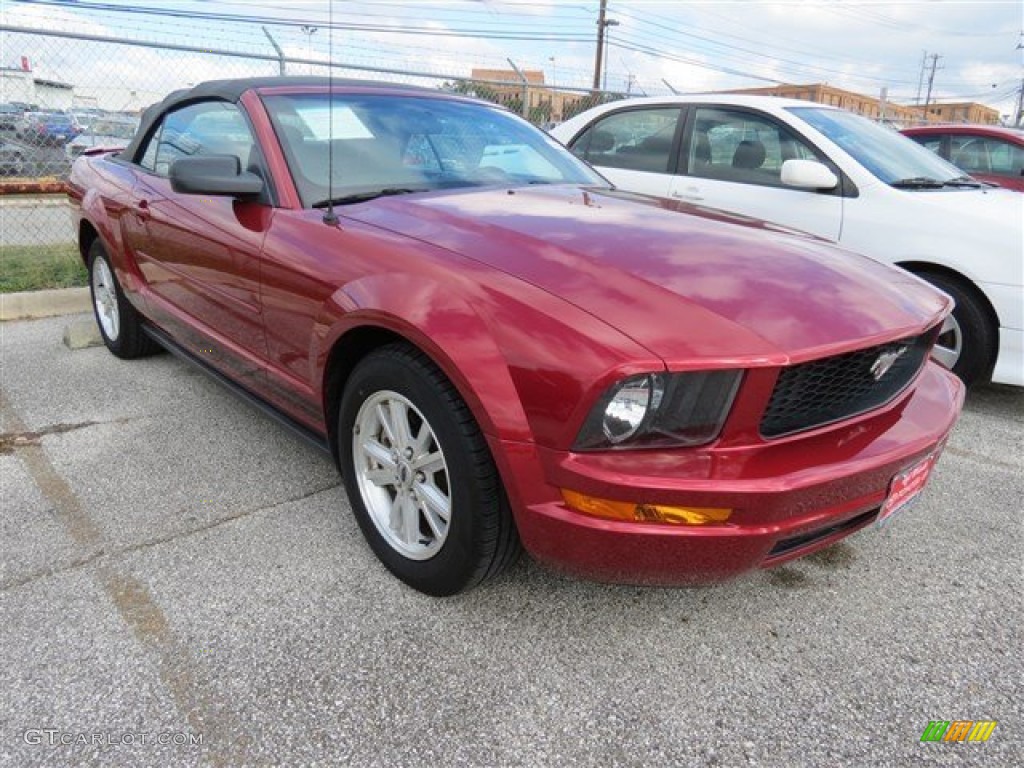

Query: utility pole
914 51 928 105
1015 38 1023 126
923 53 942 109
1016 78 1024 127
592 0 608 91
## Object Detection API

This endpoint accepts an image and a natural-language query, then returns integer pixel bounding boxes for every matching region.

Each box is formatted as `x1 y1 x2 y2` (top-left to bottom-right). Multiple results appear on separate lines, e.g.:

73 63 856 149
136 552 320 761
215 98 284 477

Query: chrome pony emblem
870 348 907 380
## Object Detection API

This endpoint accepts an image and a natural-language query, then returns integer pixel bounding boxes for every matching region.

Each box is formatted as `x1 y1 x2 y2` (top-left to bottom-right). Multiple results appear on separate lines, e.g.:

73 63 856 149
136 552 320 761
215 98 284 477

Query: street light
300 25 318 74
602 19 620 92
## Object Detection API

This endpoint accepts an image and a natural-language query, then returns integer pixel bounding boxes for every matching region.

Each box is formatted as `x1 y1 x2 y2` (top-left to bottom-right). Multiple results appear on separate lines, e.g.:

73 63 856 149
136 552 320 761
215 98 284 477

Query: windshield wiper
942 175 983 188
312 187 423 208
890 177 944 189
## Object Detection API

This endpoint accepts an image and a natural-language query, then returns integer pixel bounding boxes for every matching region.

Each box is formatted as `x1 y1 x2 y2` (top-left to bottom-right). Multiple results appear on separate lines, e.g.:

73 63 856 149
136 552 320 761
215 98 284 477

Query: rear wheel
339 343 520 596
916 271 995 386
88 240 159 359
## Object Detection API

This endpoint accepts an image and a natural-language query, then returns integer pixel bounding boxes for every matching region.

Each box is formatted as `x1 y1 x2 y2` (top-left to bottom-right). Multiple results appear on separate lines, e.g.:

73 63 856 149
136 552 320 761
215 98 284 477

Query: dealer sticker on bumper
877 450 941 528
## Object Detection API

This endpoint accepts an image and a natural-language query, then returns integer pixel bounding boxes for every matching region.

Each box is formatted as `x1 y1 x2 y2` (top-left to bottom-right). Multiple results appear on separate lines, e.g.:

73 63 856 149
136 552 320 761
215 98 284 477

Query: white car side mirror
781 159 839 191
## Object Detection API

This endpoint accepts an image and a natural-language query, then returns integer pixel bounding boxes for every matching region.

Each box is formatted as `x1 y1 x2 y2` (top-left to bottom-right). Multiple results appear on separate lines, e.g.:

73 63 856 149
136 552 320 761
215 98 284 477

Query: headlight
601 374 664 444
574 370 742 451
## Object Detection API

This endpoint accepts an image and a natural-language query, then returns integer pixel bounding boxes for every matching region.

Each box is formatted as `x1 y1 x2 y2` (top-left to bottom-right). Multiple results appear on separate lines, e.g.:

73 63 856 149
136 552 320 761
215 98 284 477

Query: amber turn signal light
561 489 732 526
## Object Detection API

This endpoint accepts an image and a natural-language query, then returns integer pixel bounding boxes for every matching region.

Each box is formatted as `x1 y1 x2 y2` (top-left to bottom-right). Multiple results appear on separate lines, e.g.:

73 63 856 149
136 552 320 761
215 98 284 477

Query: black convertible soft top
118 76 438 162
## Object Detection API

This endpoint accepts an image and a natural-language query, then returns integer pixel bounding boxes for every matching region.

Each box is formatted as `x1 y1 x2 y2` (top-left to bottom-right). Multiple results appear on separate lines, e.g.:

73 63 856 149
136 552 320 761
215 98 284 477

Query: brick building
726 83 1000 126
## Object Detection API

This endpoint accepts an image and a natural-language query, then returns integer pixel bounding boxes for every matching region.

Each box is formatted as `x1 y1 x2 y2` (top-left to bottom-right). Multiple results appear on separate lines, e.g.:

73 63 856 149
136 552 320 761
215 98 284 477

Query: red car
902 124 1024 192
68 78 963 595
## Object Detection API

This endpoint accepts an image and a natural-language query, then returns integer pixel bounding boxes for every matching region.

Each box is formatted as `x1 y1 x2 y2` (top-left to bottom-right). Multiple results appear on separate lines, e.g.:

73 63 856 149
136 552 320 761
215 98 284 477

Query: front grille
761 331 933 439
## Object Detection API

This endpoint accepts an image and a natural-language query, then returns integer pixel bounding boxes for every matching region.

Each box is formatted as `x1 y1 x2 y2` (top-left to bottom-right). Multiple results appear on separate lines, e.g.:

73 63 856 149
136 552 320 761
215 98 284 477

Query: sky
1 0 1021 119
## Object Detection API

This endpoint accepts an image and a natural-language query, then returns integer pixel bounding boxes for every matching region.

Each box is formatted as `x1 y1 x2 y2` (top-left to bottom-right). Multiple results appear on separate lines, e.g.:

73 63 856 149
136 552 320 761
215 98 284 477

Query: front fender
312 272 534 444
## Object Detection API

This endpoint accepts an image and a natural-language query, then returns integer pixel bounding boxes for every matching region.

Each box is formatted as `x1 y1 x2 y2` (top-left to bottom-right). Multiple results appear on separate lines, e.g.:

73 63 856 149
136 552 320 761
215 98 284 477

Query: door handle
671 189 703 202
134 199 151 221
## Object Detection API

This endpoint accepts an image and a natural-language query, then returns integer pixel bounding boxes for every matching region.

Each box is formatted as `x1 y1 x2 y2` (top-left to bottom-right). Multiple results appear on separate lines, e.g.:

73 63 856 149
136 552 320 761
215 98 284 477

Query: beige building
468 68 585 122
913 101 1000 125
726 83 1000 126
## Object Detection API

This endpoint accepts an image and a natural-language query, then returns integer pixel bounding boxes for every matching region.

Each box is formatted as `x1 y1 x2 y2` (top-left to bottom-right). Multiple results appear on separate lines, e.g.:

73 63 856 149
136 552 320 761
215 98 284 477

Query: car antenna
322 0 339 226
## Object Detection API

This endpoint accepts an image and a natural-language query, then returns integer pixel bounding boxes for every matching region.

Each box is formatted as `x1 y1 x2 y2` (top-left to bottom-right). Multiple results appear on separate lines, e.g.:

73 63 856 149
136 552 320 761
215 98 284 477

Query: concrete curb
0 195 70 208
0 287 91 321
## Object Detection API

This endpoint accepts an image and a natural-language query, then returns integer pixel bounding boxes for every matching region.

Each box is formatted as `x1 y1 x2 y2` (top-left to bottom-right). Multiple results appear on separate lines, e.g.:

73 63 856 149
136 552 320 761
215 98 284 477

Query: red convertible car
902 124 1024 192
68 78 963 595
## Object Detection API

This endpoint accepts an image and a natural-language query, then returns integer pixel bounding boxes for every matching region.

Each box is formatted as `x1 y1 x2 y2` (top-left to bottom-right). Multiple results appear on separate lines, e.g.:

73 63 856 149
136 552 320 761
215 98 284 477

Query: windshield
263 92 605 207
789 106 965 185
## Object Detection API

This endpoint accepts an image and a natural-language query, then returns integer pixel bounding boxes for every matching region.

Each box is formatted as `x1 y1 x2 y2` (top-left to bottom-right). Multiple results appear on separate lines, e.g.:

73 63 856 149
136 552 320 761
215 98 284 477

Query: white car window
791 107 962 185
688 107 818 188
570 108 680 174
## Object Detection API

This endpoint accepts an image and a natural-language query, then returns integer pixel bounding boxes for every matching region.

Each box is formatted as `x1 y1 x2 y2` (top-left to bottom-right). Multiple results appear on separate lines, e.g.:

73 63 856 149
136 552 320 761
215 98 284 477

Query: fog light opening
561 489 731 526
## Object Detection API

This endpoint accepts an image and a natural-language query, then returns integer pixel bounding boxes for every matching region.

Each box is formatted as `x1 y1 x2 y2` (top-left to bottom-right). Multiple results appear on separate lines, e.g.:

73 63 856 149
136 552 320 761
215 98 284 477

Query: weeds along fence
0 25 630 251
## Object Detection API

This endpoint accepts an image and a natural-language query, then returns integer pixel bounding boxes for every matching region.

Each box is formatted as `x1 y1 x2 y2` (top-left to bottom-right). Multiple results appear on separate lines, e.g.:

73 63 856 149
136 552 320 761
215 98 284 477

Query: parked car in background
902 124 1024 192
65 116 139 160
69 77 962 595
0 140 27 176
70 111 95 133
14 111 41 139
19 111 81 145
0 103 22 131
552 96 1023 387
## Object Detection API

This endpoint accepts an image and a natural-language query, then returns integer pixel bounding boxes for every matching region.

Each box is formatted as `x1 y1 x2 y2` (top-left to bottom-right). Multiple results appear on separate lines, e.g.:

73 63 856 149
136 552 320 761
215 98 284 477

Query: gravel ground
1 314 1021 767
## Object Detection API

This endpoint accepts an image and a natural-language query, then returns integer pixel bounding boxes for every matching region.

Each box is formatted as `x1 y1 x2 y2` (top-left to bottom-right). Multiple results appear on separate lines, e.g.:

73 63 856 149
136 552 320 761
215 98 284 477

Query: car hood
891 183 1022 223
348 185 950 365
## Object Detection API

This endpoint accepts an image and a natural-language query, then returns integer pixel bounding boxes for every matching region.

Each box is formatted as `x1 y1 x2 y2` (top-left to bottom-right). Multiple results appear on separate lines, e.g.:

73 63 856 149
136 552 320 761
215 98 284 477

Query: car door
123 100 272 383
567 105 683 198
669 106 844 241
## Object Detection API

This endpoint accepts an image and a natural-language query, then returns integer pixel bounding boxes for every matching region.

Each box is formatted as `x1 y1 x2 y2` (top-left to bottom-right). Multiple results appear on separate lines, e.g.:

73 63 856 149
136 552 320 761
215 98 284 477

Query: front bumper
496 363 964 585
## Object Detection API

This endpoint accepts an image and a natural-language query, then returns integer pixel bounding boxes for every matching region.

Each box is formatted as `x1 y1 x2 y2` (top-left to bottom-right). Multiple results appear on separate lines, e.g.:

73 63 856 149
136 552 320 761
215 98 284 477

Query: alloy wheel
91 256 120 341
352 390 452 560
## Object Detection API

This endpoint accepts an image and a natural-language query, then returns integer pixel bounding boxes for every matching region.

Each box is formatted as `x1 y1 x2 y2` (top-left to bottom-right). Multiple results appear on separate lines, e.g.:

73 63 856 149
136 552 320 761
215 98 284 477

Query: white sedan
552 95 1022 386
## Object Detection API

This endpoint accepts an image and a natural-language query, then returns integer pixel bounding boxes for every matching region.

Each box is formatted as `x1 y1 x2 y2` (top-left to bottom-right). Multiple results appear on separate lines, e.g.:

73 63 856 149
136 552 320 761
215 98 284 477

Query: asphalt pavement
1 314 1021 767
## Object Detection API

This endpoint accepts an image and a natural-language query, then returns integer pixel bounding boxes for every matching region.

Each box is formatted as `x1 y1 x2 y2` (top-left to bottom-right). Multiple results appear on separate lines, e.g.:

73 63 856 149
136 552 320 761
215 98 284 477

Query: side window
949 137 989 173
980 138 1023 178
570 108 680 173
687 108 819 187
135 101 257 177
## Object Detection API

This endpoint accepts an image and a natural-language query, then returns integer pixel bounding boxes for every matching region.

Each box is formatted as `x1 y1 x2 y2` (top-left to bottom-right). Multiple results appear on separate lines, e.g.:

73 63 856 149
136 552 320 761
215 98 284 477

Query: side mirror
169 154 263 198
781 159 839 191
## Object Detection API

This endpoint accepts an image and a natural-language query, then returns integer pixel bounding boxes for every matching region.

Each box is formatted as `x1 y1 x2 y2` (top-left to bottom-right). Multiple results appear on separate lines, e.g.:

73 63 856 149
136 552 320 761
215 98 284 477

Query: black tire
339 343 521 596
87 240 160 359
916 271 996 387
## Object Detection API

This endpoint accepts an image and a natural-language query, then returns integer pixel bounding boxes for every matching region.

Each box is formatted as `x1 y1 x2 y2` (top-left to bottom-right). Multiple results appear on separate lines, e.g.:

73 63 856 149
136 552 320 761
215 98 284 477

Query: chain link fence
0 24 631 258
2 24 992 276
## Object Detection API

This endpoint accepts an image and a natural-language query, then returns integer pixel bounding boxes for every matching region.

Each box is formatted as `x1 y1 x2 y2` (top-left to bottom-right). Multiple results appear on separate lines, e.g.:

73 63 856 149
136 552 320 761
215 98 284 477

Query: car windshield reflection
789 107 963 186
263 93 606 207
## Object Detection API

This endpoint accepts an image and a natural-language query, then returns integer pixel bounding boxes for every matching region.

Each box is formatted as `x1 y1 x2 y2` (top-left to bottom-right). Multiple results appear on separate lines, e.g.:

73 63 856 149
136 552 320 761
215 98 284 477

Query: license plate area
876 450 940 528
